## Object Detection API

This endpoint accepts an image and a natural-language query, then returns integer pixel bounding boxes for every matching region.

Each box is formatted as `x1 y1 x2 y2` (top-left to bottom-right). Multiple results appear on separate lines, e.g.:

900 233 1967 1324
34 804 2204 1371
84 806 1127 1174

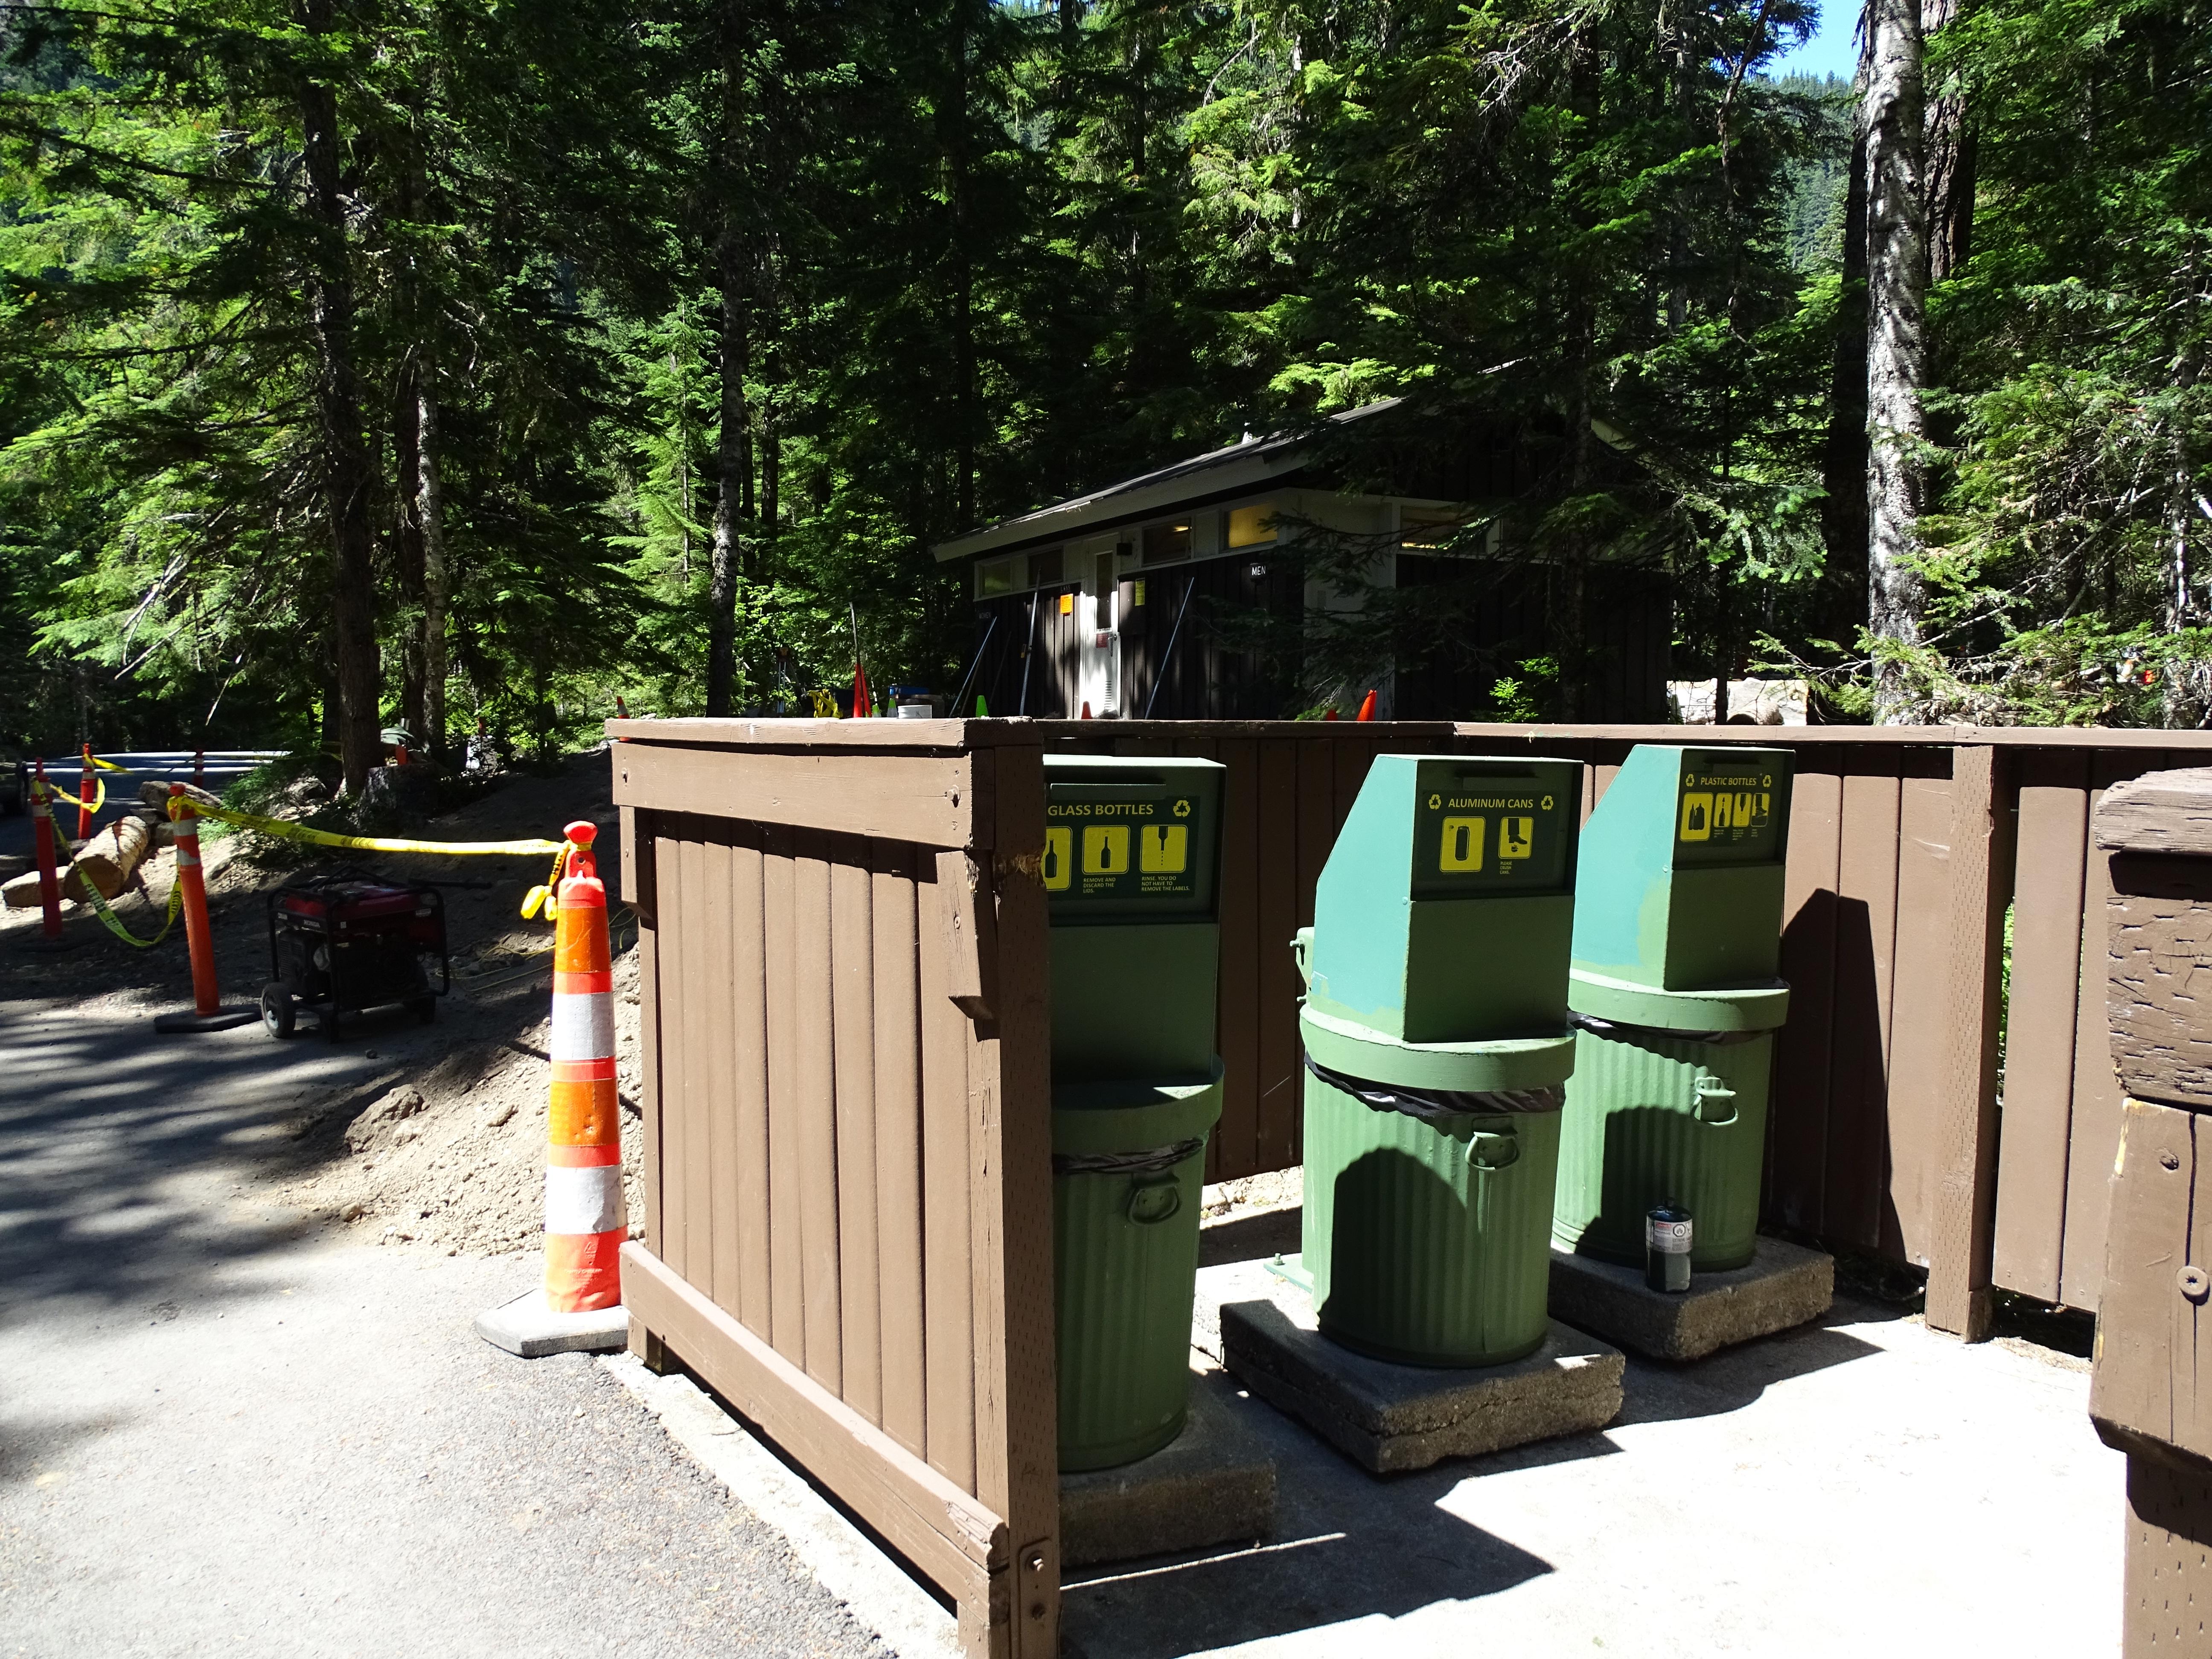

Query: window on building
1027 548 1063 588
1226 503 1277 549
977 557 1017 597
1141 522 1192 565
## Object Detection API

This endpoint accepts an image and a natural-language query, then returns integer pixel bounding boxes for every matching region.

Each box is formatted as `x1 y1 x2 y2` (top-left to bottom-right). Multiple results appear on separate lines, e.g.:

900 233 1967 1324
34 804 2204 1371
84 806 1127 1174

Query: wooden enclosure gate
612 716 2212 1650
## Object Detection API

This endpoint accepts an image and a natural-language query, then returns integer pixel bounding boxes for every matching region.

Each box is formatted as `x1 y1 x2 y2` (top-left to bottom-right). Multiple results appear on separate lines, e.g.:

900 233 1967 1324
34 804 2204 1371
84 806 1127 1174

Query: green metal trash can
1552 745 1794 1272
1296 755 1584 1367
1045 755 1226 1470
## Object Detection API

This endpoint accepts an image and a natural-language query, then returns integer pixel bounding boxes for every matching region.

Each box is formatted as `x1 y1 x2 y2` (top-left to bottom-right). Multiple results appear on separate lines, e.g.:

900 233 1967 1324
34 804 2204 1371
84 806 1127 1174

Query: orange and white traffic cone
1355 689 1378 721
153 784 256 1032
544 820 624 1312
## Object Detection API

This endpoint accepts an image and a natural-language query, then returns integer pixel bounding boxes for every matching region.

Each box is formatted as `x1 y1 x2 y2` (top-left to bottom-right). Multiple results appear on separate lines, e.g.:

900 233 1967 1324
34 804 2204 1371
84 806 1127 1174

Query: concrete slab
473 1286 629 1357
1061 1376 1277 1567
1547 1236 1834 1362
1220 1278 1623 1474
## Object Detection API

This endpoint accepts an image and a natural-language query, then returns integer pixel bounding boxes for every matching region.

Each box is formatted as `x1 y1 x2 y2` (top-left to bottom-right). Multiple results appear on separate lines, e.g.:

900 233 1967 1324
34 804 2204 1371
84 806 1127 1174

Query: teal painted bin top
1306 754 1584 1044
1043 755 1227 925
1569 744 1796 995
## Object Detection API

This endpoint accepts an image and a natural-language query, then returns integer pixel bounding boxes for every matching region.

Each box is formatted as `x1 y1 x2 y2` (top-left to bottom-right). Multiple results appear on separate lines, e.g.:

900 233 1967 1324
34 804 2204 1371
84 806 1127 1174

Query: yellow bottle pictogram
1679 792 1713 840
1043 826 1072 891
1439 816 1485 872
1083 825 1130 876
1140 824 1187 873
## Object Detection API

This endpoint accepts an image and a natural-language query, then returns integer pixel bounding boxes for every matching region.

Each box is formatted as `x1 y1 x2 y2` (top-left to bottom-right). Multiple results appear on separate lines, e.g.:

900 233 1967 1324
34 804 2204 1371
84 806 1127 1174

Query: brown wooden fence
610 715 2212 1653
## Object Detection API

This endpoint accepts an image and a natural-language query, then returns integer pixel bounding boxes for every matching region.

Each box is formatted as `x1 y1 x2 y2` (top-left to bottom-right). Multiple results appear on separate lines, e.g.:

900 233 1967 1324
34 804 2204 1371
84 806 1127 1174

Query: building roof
929 399 1403 565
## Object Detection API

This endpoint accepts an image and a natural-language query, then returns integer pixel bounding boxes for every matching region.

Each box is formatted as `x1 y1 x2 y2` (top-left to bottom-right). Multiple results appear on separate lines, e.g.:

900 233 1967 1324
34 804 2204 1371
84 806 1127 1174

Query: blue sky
1766 1 1860 81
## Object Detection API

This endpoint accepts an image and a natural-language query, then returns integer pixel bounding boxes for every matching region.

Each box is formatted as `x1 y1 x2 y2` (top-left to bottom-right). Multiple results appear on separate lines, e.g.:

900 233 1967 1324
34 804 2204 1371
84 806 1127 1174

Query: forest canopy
2 0 2207 783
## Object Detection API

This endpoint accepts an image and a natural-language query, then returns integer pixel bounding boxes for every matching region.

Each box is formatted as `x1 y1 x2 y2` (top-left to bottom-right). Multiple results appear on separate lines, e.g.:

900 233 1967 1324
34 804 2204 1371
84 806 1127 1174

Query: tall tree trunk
1864 0 1930 722
395 366 427 742
760 404 779 561
1821 35 1873 644
417 387 451 760
1921 0 1975 286
706 220 750 717
297 0 381 793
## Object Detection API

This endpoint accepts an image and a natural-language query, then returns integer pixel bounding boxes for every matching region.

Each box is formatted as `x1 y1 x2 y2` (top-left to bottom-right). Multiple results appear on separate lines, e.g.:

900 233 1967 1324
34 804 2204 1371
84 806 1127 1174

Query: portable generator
261 875 449 1040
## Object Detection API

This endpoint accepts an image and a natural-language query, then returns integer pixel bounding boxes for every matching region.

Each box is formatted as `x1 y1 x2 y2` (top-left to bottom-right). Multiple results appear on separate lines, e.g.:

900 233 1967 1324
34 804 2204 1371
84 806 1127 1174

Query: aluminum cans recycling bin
1296 755 1583 1366
1552 745 1794 1272
1045 755 1226 1470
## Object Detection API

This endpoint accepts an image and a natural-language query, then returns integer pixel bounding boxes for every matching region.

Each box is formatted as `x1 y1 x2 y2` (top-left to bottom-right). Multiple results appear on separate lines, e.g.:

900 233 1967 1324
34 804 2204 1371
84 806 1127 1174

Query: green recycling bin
1552 745 1794 1272
1296 754 1583 1367
1046 755 1226 1470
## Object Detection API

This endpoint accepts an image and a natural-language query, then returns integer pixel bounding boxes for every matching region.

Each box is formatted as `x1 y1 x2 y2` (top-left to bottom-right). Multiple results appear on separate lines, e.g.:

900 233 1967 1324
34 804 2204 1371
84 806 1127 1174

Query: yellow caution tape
46 775 106 814
78 877 183 949
87 754 129 772
177 797 567 858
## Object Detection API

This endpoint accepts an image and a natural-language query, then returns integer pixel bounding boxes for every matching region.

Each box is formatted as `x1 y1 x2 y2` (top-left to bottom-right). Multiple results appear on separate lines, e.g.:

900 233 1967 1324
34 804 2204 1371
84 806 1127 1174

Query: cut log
139 779 223 813
3 868 49 910
63 813 152 902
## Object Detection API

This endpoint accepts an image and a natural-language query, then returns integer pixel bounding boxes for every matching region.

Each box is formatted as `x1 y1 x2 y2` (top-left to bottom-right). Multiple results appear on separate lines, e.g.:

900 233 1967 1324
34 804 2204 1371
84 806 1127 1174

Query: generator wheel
259 982 296 1039
410 995 437 1026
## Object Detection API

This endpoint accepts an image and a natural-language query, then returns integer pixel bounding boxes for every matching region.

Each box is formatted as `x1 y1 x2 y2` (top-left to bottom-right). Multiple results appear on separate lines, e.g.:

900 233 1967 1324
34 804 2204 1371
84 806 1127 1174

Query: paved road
1 753 276 865
0 999 885 1659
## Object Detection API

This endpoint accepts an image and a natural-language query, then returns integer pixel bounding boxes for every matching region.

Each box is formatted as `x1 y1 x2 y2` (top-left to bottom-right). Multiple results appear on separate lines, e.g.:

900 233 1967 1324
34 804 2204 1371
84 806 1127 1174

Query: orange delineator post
77 745 97 839
544 820 624 1312
171 785 220 1017
30 762 63 941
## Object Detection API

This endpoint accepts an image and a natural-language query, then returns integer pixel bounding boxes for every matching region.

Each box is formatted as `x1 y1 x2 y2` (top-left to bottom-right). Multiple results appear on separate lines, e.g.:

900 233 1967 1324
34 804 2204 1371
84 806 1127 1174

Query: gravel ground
0 998 885 1659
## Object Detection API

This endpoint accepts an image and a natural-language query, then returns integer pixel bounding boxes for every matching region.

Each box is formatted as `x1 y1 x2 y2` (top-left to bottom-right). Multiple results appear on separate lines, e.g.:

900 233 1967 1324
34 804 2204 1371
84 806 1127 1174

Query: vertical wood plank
1330 735 1377 835
918 854 978 1494
732 830 773 1333
1992 751 2090 1302
1212 736 1261 1179
1254 740 1303 1173
763 828 805 1361
2061 753 2148 1312
832 850 883 1426
639 908 663 1254
1883 765 1954 1265
678 838 713 1285
1292 740 1337 1165
655 839 689 1281
1926 745 2012 1339
1770 767 1843 1234
1825 758 1904 1251
703 838 741 1314
871 841 928 1458
795 840 843 1394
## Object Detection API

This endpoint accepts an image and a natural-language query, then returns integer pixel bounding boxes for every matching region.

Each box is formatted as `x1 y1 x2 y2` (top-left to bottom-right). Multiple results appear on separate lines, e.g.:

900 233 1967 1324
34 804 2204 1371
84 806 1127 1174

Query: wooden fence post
1926 744 2013 1339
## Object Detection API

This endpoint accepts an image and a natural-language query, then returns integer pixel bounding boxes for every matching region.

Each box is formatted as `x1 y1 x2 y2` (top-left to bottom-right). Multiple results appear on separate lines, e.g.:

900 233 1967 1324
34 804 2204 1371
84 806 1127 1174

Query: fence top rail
607 716 2212 755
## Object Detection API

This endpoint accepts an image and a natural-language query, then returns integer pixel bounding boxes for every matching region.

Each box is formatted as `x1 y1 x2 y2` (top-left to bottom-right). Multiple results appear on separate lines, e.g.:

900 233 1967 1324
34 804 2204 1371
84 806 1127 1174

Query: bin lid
1566 966 1790 1032
1051 1061 1225 1156
1298 1003 1576 1095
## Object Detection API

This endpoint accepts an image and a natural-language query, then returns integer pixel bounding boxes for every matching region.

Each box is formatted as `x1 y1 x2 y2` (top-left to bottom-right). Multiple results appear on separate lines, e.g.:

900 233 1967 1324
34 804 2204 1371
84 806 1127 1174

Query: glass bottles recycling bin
1552 745 1794 1272
1046 755 1226 1469
1295 754 1583 1366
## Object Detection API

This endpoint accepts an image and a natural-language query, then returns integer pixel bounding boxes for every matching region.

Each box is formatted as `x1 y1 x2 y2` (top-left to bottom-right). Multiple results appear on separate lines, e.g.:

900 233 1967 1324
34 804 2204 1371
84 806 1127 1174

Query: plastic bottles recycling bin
1296 754 1583 1366
1552 745 1794 1272
1046 755 1226 1470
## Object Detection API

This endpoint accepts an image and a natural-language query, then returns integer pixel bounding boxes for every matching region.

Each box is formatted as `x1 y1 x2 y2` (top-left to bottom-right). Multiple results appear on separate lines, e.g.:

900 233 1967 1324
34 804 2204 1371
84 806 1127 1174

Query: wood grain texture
2119 1452 2212 1659
702 839 740 1315
2093 1099 2212 1464
1884 767 1954 1264
1925 745 2011 1340
2106 856 2212 1112
2097 768 2212 855
1211 736 1261 1179
831 852 884 1426
919 855 979 1494
794 843 843 1394
1825 760 1903 1251
620 1243 1006 1604
1992 752 2091 1303
731 834 773 1333
1770 767 1842 1235
638 910 663 1254
763 830 805 1360
1254 740 1301 1173
871 841 929 1459
673 836 710 1285
616 742 983 849
2064 755 2143 1313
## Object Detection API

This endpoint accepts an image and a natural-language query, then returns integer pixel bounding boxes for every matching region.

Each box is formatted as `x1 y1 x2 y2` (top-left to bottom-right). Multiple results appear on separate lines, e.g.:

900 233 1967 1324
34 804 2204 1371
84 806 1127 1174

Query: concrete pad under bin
1547 1236 1834 1362
474 1288 629 1358
1219 1280 1623 1475
1059 1378 1276 1567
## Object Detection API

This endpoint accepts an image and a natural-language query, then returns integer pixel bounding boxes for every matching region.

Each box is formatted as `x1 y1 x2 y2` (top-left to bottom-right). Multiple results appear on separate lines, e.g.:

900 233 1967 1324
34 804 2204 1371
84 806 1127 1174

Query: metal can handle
1694 1075 1739 1126
1466 1129 1520 1171
1126 1179 1182 1225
